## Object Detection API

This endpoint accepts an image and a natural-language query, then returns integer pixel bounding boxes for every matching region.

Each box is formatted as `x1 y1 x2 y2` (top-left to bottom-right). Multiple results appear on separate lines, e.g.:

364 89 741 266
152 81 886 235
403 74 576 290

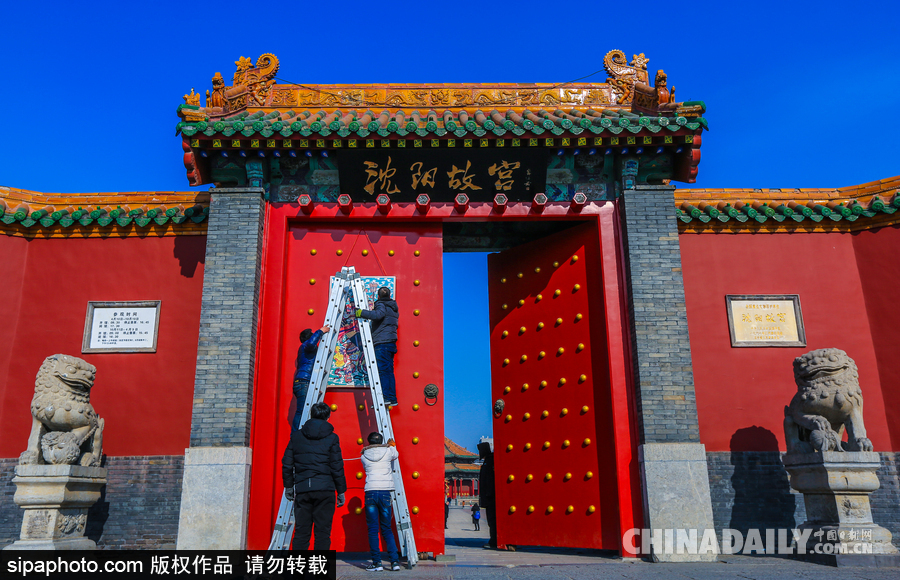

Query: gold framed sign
725 295 806 347
82 301 161 353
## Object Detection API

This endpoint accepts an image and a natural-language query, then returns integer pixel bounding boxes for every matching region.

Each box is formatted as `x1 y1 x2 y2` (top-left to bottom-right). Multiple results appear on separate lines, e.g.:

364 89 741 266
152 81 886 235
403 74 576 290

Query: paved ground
336 507 900 579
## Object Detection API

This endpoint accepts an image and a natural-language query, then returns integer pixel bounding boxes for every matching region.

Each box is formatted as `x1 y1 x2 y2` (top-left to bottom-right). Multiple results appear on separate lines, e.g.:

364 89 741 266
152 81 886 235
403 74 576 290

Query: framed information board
82 301 161 353
725 295 806 347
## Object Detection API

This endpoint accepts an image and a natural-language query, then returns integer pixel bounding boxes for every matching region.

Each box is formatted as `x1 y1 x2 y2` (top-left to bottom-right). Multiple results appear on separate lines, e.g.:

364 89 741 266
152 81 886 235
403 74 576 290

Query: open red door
487 220 620 549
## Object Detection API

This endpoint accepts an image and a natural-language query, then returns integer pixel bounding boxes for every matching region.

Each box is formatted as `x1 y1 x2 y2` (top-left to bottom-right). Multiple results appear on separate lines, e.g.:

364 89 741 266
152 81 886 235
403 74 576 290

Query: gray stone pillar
176 187 265 550
620 184 716 562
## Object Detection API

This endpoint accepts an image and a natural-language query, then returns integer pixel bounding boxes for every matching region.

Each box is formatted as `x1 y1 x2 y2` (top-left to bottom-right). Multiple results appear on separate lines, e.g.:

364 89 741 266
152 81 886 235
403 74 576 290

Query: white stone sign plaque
82 301 161 353
726 295 806 347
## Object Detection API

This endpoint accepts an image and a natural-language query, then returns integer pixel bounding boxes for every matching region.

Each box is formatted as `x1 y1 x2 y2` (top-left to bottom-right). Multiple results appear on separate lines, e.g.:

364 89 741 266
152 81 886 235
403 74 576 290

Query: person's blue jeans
374 343 397 404
365 490 399 565
292 377 310 431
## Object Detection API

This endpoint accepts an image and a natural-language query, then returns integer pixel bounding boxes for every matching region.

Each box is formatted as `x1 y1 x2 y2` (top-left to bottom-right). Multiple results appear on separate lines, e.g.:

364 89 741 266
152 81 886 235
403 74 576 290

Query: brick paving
336 507 899 579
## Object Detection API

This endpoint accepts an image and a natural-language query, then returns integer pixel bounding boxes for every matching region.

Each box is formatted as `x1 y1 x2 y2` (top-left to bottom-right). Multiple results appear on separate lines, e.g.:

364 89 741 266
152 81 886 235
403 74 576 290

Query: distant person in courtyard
292 325 331 431
361 432 401 572
471 501 481 531
477 441 496 549
355 287 399 406
282 402 346 550
445 496 451 529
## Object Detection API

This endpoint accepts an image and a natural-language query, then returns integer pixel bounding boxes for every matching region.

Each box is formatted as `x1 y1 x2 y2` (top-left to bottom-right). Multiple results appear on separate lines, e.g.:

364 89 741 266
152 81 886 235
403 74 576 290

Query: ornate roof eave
675 176 900 233
444 437 478 460
177 52 707 187
445 463 481 476
0 187 209 238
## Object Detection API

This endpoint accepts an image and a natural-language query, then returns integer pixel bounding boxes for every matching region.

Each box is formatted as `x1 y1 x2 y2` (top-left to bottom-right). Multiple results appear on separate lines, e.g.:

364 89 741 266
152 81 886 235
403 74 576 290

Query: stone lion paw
810 416 832 432
18 450 40 465
854 437 874 452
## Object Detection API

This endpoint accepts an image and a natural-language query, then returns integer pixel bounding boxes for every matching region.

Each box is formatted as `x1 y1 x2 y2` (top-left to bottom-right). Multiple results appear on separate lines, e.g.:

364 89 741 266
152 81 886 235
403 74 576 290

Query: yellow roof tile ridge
677 175 899 204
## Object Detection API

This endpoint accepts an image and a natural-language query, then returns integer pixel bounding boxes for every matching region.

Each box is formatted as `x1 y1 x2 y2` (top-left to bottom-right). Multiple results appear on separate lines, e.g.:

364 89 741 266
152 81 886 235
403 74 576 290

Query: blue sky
3 1 898 451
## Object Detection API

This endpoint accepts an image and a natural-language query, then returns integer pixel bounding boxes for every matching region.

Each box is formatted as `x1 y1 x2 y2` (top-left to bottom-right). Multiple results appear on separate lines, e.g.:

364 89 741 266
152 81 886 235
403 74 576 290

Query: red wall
852 225 900 450
0 235 206 458
681 231 895 453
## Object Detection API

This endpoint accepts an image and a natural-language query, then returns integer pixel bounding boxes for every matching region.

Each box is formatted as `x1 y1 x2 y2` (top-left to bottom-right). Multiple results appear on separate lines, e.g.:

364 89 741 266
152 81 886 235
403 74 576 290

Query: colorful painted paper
328 276 396 387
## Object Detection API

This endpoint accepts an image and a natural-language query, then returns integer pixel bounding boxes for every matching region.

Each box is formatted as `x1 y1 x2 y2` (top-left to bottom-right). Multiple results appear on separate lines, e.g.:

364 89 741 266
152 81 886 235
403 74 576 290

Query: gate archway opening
249 205 643 555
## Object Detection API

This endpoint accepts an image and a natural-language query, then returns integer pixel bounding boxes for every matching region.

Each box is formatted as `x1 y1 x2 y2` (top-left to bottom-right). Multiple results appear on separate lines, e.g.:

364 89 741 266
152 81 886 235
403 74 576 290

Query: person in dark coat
477 441 496 549
355 287 399 406
471 501 481 531
445 496 451 529
282 402 347 550
292 325 331 431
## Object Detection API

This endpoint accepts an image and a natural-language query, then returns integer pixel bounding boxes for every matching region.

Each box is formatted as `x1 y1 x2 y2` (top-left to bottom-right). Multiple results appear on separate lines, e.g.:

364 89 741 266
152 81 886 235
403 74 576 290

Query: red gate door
249 219 446 554
487 220 620 549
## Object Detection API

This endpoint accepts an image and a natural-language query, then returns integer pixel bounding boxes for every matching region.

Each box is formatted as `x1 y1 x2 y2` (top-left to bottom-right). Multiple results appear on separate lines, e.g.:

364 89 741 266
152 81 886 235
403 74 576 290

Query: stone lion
18 354 104 467
784 348 873 453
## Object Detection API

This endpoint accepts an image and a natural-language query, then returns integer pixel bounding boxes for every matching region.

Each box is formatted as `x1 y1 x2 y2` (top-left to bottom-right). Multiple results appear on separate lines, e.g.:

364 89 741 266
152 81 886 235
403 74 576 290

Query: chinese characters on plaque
339 149 548 202
82 301 161 353
726 295 806 347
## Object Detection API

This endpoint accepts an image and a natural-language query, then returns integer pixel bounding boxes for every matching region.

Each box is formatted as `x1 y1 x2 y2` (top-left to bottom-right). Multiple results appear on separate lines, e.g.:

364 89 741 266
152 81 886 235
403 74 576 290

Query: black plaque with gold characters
337 149 549 202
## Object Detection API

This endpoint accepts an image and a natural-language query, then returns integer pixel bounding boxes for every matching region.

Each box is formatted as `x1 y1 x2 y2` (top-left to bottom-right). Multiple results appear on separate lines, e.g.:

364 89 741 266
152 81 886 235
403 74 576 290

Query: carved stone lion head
793 348 855 385
41 354 96 393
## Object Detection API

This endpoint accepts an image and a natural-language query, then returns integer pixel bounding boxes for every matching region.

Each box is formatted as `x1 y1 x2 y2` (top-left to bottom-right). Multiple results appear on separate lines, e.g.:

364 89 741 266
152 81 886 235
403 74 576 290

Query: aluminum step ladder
269 267 418 568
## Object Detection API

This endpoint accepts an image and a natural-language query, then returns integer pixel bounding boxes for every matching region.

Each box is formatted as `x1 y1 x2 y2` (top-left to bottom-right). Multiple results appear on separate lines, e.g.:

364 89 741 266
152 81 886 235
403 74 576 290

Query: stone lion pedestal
4 464 108 550
783 452 899 567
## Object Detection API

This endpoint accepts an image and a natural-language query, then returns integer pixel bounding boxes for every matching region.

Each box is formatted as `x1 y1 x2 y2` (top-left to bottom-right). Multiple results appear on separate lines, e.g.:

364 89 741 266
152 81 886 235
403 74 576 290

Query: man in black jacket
355 287 399 406
282 402 347 549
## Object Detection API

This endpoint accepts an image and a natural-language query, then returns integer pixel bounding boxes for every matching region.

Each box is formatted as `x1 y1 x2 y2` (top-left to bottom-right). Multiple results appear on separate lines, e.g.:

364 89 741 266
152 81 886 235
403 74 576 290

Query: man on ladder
355 286 399 407
271 267 418 569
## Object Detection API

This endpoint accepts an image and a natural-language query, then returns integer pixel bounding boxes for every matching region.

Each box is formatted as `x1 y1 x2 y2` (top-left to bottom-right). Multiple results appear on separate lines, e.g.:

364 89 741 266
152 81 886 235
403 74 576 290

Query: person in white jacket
361 432 400 572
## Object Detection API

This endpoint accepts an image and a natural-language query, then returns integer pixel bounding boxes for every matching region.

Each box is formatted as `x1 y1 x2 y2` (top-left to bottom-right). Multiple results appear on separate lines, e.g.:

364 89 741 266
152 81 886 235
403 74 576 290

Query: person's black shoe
390 562 401 571
365 563 383 571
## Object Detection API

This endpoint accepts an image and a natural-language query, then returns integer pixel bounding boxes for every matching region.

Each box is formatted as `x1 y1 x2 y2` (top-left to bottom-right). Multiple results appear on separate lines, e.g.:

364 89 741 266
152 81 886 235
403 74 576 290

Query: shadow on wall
85 486 110 544
173 235 205 278
729 426 798 535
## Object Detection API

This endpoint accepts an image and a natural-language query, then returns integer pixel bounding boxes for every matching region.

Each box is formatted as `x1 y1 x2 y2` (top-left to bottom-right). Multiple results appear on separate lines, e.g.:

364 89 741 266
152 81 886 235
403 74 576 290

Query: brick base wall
0 456 184 549
873 453 900 539
0 459 19 545
707 451 900 541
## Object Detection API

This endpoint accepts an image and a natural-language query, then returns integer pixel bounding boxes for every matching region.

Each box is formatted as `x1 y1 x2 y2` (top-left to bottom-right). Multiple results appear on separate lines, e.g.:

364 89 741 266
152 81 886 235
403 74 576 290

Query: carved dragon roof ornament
207 54 280 113
603 50 649 105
